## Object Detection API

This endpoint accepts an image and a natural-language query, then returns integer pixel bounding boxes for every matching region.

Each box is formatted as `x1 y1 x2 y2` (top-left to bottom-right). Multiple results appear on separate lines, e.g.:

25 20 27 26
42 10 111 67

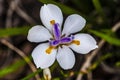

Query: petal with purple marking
40 4 63 32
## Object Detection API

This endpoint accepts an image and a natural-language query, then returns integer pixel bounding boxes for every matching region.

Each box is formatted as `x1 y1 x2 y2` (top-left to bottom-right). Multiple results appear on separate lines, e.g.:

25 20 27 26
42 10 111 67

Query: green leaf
115 61 120 67
92 0 105 18
53 77 60 80
60 70 69 77
71 0 93 14
0 59 26 78
0 27 31 37
21 69 42 80
90 53 112 70
100 29 113 34
89 30 120 46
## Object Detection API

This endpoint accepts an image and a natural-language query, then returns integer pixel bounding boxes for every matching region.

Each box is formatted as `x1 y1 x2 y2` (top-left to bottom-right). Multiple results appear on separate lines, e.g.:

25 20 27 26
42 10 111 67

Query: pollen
72 40 80 45
50 20 55 25
45 46 54 54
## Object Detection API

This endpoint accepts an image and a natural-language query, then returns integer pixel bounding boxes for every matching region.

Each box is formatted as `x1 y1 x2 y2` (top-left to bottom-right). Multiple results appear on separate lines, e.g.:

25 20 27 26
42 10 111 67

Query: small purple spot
50 40 59 46
71 35 74 39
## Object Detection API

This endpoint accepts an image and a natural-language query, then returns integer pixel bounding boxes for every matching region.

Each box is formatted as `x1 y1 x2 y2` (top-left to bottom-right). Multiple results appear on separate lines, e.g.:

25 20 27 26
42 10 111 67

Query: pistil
53 23 61 40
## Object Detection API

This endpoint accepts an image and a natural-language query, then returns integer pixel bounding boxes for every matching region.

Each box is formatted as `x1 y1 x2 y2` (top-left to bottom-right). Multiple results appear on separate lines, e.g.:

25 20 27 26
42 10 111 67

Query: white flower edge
57 46 75 70
62 14 86 36
27 25 52 43
69 33 98 54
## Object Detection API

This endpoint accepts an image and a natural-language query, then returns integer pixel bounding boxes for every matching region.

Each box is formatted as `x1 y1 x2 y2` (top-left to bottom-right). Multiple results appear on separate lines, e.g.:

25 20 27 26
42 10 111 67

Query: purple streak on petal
60 37 72 43
49 40 60 46
53 23 61 40
60 35 74 44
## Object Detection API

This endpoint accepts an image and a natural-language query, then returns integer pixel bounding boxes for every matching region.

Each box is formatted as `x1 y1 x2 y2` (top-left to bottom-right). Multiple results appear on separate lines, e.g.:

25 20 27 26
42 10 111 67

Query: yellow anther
45 46 54 54
72 40 80 45
50 20 55 25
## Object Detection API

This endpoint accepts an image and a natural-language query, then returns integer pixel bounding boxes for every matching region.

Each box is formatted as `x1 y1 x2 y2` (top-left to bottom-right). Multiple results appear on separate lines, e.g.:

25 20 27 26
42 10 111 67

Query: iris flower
27 4 98 70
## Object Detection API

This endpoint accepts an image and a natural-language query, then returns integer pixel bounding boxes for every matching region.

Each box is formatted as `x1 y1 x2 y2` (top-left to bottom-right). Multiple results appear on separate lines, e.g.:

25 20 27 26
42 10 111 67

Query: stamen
45 46 54 54
53 23 61 40
72 40 80 45
50 20 55 25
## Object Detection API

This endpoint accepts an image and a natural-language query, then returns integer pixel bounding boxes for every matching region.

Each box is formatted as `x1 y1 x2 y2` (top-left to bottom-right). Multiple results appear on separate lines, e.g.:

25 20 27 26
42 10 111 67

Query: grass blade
89 30 120 46
0 27 30 37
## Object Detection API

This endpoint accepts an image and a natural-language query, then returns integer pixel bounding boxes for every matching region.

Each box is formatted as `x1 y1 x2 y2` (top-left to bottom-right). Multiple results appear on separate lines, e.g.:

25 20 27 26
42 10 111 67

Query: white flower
27 4 98 70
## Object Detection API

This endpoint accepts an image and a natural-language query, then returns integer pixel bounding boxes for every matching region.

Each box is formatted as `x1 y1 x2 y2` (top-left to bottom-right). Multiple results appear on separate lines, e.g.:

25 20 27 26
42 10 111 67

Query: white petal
57 46 75 70
69 34 98 54
32 43 57 69
62 14 86 36
40 4 63 31
27 25 52 42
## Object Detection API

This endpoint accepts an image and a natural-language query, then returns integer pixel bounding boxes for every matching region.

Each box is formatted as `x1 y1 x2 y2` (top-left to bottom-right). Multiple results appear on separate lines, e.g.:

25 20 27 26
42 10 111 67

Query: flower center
45 20 80 54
